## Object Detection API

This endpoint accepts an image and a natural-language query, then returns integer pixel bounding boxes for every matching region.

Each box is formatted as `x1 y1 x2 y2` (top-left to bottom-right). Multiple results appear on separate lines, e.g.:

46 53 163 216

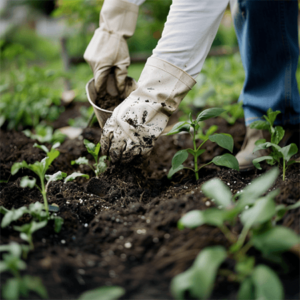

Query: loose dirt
0 113 299 299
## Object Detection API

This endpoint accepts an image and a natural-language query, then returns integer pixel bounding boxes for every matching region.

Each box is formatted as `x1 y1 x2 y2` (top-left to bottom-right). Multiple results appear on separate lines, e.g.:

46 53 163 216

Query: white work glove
84 0 139 97
100 57 196 163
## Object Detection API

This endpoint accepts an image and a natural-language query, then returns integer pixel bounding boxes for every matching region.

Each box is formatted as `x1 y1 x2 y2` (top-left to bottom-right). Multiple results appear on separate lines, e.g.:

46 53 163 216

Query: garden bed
0 111 299 299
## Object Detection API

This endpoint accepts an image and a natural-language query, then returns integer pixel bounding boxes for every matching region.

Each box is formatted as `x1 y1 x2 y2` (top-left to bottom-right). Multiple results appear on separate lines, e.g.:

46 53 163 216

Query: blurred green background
0 0 299 130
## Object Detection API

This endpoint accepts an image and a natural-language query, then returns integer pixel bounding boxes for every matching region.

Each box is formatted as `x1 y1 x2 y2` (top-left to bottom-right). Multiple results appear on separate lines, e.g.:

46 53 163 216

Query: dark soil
0 112 299 300
95 94 122 111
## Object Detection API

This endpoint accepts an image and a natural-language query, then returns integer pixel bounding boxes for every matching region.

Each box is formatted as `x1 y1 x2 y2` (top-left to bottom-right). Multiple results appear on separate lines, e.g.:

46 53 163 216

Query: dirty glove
100 57 196 163
84 0 139 97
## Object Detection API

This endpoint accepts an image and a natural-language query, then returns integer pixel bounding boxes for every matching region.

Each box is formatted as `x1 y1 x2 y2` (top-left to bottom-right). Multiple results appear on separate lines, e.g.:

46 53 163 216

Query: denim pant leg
233 0 300 126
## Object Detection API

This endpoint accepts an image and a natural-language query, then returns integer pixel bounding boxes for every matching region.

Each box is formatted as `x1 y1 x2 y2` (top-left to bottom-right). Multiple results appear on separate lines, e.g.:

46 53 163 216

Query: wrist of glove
84 0 139 96
100 57 196 163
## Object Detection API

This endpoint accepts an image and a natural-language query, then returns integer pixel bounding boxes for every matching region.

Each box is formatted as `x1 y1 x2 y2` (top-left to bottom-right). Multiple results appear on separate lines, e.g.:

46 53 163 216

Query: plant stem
193 126 199 180
282 159 285 181
235 225 250 252
238 241 252 258
40 177 49 215
198 161 213 171
220 225 237 244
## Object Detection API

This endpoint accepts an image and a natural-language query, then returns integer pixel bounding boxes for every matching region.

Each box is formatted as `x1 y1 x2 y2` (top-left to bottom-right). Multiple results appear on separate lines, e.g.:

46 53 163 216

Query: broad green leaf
266 108 281 127
96 156 108 175
178 209 225 229
28 202 47 220
172 150 189 170
238 277 255 300
206 125 218 136
168 165 185 179
202 178 232 208
22 275 48 299
196 108 225 123
84 140 100 162
45 148 60 170
253 142 281 153
187 148 205 158
28 160 46 178
2 278 20 300
287 201 300 210
212 153 239 171
33 143 49 153
209 134 234 153
279 143 298 162
252 156 274 170
240 197 276 228
53 216 64 233
272 126 285 145
78 286 125 300
11 161 28 175
14 220 47 235
235 256 255 277
1 207 28 228
71 157 89 165
171 246 227 300
52 142 61 149
0 242 22 257
45 171 67 182
238 168 279 208
249 120 269 131
275 204 287 221
252 226 300 254
64 172 89 183
20 176 36 188
166 121 190 135
252 265 283 300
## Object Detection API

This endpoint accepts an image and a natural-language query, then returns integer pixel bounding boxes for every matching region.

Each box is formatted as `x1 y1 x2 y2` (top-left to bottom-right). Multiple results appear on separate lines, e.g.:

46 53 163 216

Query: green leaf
0 242 22 257
187 148 205 158
252 156 274 170
235 256 255 277
178 208 226 229
0 206 9 215
249 120 269 131
64 172 89 183
209 134 234 153
95 156 107 175
212 153 239 171
252 226 300 255
172 150 189 170
240 197 276 228
287 201 300 210
53 216 64 233
14 220 47 235
45 148 60 170
253 142 281 153
2 278 20 300
45 171 67 182
171 246 227 300
272 126 285 145
71 157 89 165
84 139 100 162
167 165 185 179
166 121 190 135
11 161 28 175
278 143 298 162
1 207 28 228
252 265 283 300
78 286 125 300
52 142 61 149
266 108 281 127
196 108 226 123
33 143 49 153
20 176 36 188
238 168 279 208
22 275 48 299
238 277 255 300
202 178 232 208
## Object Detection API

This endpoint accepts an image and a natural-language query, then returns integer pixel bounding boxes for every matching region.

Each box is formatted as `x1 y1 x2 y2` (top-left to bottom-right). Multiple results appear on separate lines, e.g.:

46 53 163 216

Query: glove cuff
100 0 139 38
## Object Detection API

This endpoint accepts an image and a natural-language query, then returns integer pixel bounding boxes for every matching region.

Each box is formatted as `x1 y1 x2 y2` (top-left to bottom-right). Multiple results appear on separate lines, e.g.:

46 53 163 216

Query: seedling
71 139 107 178
167 108 239 180
250 108 299 180
171 168 300 300
23 124 66 144
78 286 125 300
0 242 47 300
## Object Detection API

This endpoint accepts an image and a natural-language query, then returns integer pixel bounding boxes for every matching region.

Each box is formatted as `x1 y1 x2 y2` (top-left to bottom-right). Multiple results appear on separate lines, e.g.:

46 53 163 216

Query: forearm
152 0 230 78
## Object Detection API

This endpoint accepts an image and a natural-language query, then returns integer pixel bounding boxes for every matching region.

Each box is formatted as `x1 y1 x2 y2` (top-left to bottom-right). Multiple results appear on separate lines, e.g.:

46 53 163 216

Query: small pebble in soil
153 237 159 243
78 269 85 275
84 223 88 227
79 199 83 204
66 201 70 204
184 186 188 189
164 233 170 239
119 236 124 240
137 229 146 234
227 183 230 186
61 240 66 244
205 201 211 207
124 242 132 248
146 219 151 223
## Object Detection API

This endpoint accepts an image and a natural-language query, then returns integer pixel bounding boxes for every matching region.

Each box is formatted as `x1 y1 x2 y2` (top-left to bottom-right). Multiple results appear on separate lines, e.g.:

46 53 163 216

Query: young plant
0 242 47 300
71 139 107 178
250 108 299 180
167 108 239 180
78 286 125 300
171 168 300 300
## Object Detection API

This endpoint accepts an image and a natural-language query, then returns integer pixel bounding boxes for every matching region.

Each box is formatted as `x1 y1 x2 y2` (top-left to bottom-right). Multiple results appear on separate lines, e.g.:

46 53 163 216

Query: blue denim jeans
233 0 300 126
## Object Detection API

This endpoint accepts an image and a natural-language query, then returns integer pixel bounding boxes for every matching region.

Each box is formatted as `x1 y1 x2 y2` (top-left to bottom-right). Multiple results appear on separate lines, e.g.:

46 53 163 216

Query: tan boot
236 127 270 172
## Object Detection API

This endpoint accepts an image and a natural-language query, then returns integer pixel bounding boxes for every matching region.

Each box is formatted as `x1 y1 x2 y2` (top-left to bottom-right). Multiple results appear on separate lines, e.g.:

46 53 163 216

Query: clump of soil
95 93 122 110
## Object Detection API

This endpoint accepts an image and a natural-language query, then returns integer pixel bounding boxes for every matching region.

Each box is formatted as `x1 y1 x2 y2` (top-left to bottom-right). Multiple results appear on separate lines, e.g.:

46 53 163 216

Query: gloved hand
84 0 139 97
100 57 196 163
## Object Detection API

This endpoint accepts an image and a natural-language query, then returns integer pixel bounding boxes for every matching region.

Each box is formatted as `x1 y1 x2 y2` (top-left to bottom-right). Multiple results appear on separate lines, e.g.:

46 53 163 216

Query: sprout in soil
71 139 107 178
250 108 299 180
167 108 239 180
171 168 300 300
